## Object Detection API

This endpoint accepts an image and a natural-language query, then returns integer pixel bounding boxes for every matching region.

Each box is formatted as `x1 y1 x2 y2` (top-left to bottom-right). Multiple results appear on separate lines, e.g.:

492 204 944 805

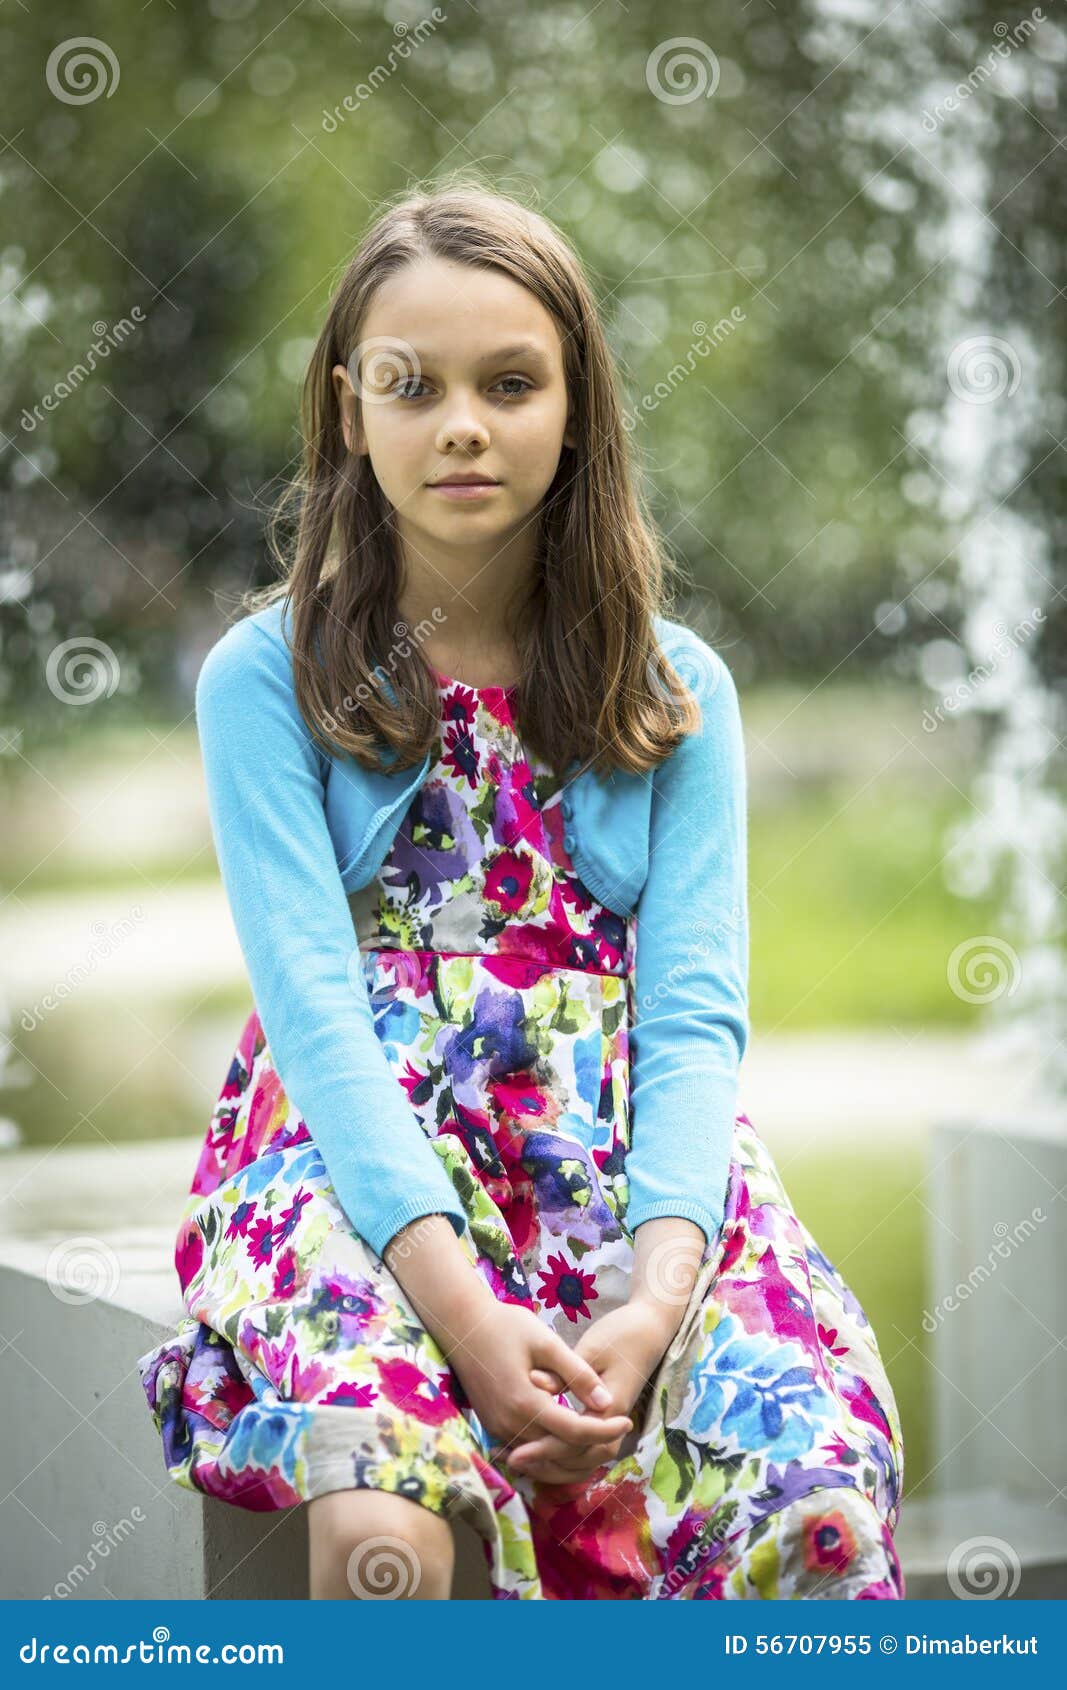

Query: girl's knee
308 1488 454 1599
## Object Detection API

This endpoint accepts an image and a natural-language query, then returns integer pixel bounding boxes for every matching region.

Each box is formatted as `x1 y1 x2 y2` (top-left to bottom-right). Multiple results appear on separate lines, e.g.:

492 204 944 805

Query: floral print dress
137 669 906 1600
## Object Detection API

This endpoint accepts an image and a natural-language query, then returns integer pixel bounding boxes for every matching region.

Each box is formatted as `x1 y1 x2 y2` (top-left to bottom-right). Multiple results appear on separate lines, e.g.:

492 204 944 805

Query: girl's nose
436 408 490 455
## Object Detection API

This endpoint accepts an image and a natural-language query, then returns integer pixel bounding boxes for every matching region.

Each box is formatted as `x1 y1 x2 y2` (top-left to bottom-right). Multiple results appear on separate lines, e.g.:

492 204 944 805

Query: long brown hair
245 172 701 780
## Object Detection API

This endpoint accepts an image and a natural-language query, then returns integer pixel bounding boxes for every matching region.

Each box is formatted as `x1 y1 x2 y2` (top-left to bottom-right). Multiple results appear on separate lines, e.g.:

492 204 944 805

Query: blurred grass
750 783 1000 1031
782 1144 929 1499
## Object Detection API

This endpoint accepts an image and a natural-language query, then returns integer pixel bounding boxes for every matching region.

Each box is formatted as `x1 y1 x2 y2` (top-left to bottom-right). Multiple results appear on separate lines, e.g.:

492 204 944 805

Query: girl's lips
428 481 501 500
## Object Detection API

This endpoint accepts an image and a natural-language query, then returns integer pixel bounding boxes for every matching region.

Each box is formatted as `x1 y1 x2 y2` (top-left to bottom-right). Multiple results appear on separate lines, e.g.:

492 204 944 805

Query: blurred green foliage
2 0 1063 744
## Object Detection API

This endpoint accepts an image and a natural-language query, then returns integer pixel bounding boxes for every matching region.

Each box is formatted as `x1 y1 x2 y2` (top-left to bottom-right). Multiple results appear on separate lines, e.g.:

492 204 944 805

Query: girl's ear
562 413 577 452
331 362 364 454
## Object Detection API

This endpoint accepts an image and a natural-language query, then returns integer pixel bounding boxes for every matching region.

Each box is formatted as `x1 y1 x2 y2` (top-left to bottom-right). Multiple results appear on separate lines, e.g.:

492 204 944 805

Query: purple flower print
304 1272 391 1350
382 780 481 903
444 987 537 1083
748 1459 859 1528
519 1131 621 1244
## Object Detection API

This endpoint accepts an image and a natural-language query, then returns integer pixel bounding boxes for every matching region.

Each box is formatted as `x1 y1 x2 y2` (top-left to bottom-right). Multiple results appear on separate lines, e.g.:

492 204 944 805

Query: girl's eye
390 374 532 401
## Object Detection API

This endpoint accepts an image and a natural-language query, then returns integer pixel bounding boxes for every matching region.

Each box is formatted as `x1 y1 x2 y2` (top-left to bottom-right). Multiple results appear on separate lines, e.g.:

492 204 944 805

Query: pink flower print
246 1325 298 1391
802 1507 858 1577
272 1245 299 1299
224 1199 257 1241
496 776 541 850
557 861 595 917
175 1222 204 1293
483 847 534 916
717 1218 747 1277
438 681 478 727
247 1215 277 1267
818 1322 850 1357
536 1251 599 1324
490 1072 557 1129
376 1357 461 1426
289 1354 335 1400
397 1056 433 1110
321 1379 380 1408
275 1185 313 1244
441 714 480 786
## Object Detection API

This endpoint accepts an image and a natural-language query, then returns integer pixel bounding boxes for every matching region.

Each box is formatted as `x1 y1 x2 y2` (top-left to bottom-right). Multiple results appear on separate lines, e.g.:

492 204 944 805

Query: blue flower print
368 986 421 1057
226 1387 311 1489
684 1311 836 1463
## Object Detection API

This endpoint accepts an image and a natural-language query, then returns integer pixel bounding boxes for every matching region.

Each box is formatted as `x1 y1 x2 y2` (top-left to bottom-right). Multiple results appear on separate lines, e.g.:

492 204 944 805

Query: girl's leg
307 1490 455 1600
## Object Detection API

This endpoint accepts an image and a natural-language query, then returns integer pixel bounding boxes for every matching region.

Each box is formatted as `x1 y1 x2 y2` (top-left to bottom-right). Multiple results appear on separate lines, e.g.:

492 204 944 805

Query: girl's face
332 255 576 558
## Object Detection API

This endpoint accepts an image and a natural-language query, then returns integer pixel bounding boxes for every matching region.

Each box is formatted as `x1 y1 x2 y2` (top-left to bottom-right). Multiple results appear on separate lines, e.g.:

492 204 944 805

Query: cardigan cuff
625 1196 724 1253
366 1194 468 1264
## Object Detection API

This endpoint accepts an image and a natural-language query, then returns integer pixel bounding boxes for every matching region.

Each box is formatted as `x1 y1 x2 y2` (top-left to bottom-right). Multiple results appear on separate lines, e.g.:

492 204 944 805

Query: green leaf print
432 954 473 1022
652 1421 696 1507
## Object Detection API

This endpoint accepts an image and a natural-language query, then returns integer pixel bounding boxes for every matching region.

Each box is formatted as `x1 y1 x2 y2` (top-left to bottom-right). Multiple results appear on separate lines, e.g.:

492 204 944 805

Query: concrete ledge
893 1491 1067 1599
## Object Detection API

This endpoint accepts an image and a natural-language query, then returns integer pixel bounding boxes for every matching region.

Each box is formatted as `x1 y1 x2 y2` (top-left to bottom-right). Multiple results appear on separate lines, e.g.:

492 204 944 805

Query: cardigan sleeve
626 638 750 1249
194 614 469 1261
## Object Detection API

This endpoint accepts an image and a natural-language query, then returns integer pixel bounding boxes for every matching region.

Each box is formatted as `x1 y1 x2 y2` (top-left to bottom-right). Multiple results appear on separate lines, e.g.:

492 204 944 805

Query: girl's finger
510 1431 622 1466
515 1457 604 1486
529 1366 565 1394
532 1398 632 1447
536 1334 614 1412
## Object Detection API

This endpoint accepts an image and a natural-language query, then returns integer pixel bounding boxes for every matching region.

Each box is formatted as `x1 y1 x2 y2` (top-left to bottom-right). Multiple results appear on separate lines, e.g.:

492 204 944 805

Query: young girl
137 180 905 1601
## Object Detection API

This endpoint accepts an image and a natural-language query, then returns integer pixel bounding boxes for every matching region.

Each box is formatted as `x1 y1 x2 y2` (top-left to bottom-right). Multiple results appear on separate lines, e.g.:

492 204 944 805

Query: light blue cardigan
194 597 749 1261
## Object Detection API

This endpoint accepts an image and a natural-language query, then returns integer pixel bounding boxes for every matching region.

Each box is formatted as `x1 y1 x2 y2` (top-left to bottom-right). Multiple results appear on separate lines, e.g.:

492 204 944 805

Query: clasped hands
500 1300 678 1487
442 1218 704 1489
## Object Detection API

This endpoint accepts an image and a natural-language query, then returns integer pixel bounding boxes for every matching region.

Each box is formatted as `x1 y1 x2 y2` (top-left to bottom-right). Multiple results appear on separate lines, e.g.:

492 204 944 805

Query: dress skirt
138 671 905 1599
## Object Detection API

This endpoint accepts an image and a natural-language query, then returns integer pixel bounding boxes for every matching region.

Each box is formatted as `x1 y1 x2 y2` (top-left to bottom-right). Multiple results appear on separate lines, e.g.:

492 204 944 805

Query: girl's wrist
625 1286 690 1344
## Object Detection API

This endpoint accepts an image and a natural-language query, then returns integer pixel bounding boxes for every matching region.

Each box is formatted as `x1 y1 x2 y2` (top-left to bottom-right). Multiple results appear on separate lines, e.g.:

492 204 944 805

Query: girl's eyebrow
397 341 553 371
